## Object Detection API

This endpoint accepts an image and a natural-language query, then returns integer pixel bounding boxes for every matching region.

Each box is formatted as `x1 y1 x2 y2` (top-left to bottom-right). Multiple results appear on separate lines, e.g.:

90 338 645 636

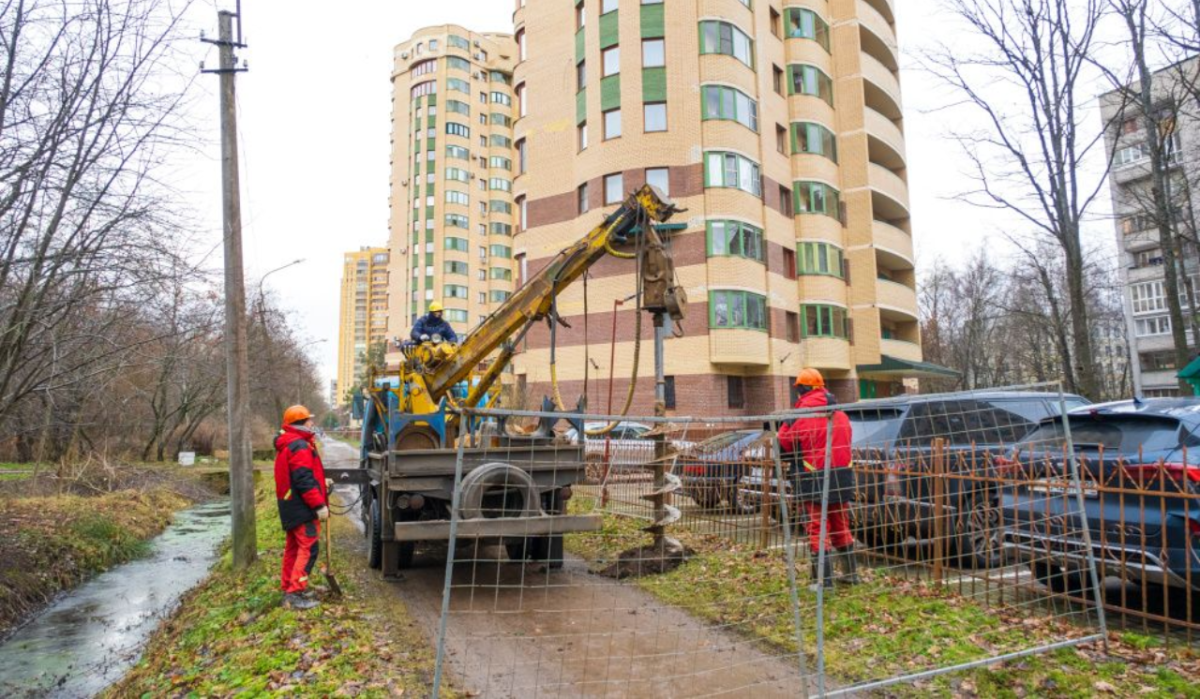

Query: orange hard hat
794 367 826 389
283 404 314 425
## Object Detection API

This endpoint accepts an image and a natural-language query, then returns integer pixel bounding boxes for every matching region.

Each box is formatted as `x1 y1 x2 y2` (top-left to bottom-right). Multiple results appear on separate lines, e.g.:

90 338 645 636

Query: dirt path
321 440 811 698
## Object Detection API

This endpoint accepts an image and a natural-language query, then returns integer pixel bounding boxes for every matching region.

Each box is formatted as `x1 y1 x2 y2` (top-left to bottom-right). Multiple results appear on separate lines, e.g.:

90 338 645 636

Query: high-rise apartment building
336 247 390 405
1102 58 1198 397
388 1 937 415
387 27 519 352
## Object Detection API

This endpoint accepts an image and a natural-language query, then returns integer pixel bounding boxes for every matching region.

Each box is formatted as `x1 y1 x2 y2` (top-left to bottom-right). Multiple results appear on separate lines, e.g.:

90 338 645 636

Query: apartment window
772 65 783 95
789 64 834 105
727 376 745 410
701 85 758 131
491 134 513 148
491 70 512 84
603 46 620 77
770 7 782 37
446 309 469 323
704 151 762 197
798 242 845 278
490 200 512 214
794 181 841 218
793 122 838 161
444 260 469 275
489 267 513 281
579 121 589 150
517 28 527 61
644 102 667 132
707 220 764 262
490 222 513 236
1135 315 1171 337
490 244 513 258
1133 248 1164 268
478 291 487 304
786 8 831 51
412 59 438 77
518 196 527 231
516 139 527 174
479 91 488 104
776 124 787 154
448 35 470 50
578 182 591 213
479 246 488 260
642 39 665 68
490 113 512 127
489 155 512 170
801 304 849 339
446 122 470 138
1130 280 1167 314
710 290 768 330
447 78 469 94
604 108 622 139
785 311 800 342
490 290 511 303
699 20 754 69
604 173 624 204
446 99 470 115
516 83 527 118
445 190 470 206
577 2 587 29
645 167 670 196
663 375 676 410
446 144 469 160
779 184 791 214
447 56 470 72
445 167 470 182
602 0 617 13
488 177 512 192
491 92 512 106
412 81 438 99
1141 350 1177 372
444 236 469 252
577 61 587 90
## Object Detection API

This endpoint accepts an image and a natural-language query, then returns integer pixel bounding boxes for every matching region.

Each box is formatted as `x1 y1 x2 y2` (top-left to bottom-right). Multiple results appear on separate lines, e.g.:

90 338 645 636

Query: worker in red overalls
778 368 860 588
274 404 329 609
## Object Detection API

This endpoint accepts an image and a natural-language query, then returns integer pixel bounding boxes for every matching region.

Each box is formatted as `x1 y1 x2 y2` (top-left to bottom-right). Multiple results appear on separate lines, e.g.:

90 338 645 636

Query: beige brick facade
388 0 923 416
336 247 390 405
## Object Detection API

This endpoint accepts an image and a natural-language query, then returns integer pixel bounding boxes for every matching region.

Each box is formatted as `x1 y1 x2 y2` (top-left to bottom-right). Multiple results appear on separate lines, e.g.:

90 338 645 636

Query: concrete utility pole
204 9 255 569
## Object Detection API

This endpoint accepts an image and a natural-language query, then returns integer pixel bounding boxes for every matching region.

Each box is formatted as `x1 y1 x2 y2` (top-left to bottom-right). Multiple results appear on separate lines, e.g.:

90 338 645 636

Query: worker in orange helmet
274 404 329 609
777 368 859 588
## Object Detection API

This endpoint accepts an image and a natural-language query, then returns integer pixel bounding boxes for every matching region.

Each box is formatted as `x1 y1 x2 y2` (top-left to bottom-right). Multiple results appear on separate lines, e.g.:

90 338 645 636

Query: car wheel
729 487 760 515
367 498 382 570
1031 560 1091 597
957 503 1004 569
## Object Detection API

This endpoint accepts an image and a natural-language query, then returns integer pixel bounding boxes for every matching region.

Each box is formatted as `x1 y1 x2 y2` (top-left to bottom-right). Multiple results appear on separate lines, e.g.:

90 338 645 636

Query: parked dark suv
737 391 1089 567
999 399 1200 594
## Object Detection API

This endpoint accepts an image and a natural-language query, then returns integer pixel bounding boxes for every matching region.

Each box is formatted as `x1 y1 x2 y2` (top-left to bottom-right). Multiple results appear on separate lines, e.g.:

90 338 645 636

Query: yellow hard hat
429 302 444 313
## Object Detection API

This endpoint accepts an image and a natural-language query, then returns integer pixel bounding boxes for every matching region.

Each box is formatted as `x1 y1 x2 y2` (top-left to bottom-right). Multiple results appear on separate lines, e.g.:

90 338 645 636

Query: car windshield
1020 415 1183 454
844 408 904 446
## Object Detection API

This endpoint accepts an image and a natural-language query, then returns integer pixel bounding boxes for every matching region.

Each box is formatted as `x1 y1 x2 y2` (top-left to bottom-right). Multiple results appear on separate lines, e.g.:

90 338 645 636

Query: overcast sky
179 1 1122 391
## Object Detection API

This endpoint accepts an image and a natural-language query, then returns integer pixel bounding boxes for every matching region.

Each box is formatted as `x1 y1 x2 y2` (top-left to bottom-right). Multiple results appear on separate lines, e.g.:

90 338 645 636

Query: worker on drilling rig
274 404 329 610
410 302 458 344
777 368 859 588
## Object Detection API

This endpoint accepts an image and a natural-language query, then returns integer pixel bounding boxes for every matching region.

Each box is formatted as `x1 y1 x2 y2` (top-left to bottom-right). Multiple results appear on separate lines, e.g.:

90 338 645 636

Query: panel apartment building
1102 58 1199 397
336 247 390 405
388 0 935 415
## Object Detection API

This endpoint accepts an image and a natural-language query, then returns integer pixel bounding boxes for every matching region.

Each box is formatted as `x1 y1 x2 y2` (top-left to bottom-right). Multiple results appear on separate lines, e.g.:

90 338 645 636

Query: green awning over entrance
1176 355 1200 396
856 355 960 380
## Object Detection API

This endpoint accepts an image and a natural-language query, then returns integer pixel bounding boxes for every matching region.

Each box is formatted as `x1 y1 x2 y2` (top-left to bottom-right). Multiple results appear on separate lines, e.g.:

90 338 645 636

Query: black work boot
283 592 319 610
834 544 861 585
809 556 834 591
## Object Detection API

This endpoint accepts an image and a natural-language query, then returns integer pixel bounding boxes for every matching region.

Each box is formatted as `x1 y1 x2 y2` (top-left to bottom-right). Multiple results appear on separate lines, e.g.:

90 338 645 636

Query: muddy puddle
0 499 231 698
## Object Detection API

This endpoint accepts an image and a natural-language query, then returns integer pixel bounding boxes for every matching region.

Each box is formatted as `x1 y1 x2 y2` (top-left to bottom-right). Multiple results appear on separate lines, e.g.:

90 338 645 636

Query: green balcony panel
600 11 619 49
642 67 666 102
601 75 621 111
576 28 585 63
577 88 587 124
640 3 664 38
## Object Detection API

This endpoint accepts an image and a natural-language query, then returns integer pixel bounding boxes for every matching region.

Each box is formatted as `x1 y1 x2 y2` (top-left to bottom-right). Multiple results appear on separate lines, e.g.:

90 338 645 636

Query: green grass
565 495 1200 698
110 489 453 698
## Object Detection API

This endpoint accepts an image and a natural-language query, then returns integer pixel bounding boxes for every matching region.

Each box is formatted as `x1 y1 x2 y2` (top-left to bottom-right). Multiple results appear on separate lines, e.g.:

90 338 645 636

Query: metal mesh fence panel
409 384 1200 697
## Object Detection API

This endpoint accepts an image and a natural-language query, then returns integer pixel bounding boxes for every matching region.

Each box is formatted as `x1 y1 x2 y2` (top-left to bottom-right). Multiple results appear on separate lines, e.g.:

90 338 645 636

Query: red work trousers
803 501 854 554
281 520 320 594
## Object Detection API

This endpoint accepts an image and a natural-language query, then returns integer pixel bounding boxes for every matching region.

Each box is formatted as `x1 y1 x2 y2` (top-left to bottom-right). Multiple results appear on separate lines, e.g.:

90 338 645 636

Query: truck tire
368 498 382 570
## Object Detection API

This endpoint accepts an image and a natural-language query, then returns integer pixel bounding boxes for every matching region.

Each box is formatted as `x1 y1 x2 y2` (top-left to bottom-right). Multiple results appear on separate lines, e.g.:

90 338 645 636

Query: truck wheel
367 498 382 570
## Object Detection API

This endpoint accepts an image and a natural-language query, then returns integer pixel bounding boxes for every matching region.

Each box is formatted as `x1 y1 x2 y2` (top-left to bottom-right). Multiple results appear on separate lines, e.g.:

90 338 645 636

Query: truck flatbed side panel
386 445 585 477
394 513 602 541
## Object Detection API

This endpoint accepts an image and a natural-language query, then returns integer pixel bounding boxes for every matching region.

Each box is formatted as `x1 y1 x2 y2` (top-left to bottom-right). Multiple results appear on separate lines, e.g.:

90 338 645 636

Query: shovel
322 522 344 598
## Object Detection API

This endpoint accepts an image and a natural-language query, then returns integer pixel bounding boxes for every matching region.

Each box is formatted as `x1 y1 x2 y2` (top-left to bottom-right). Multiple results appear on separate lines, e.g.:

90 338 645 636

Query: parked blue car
999 399 1200 594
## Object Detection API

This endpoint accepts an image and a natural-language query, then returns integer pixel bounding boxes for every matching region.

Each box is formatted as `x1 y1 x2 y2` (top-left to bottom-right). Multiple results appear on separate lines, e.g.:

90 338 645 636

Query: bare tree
926 0 1113 398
